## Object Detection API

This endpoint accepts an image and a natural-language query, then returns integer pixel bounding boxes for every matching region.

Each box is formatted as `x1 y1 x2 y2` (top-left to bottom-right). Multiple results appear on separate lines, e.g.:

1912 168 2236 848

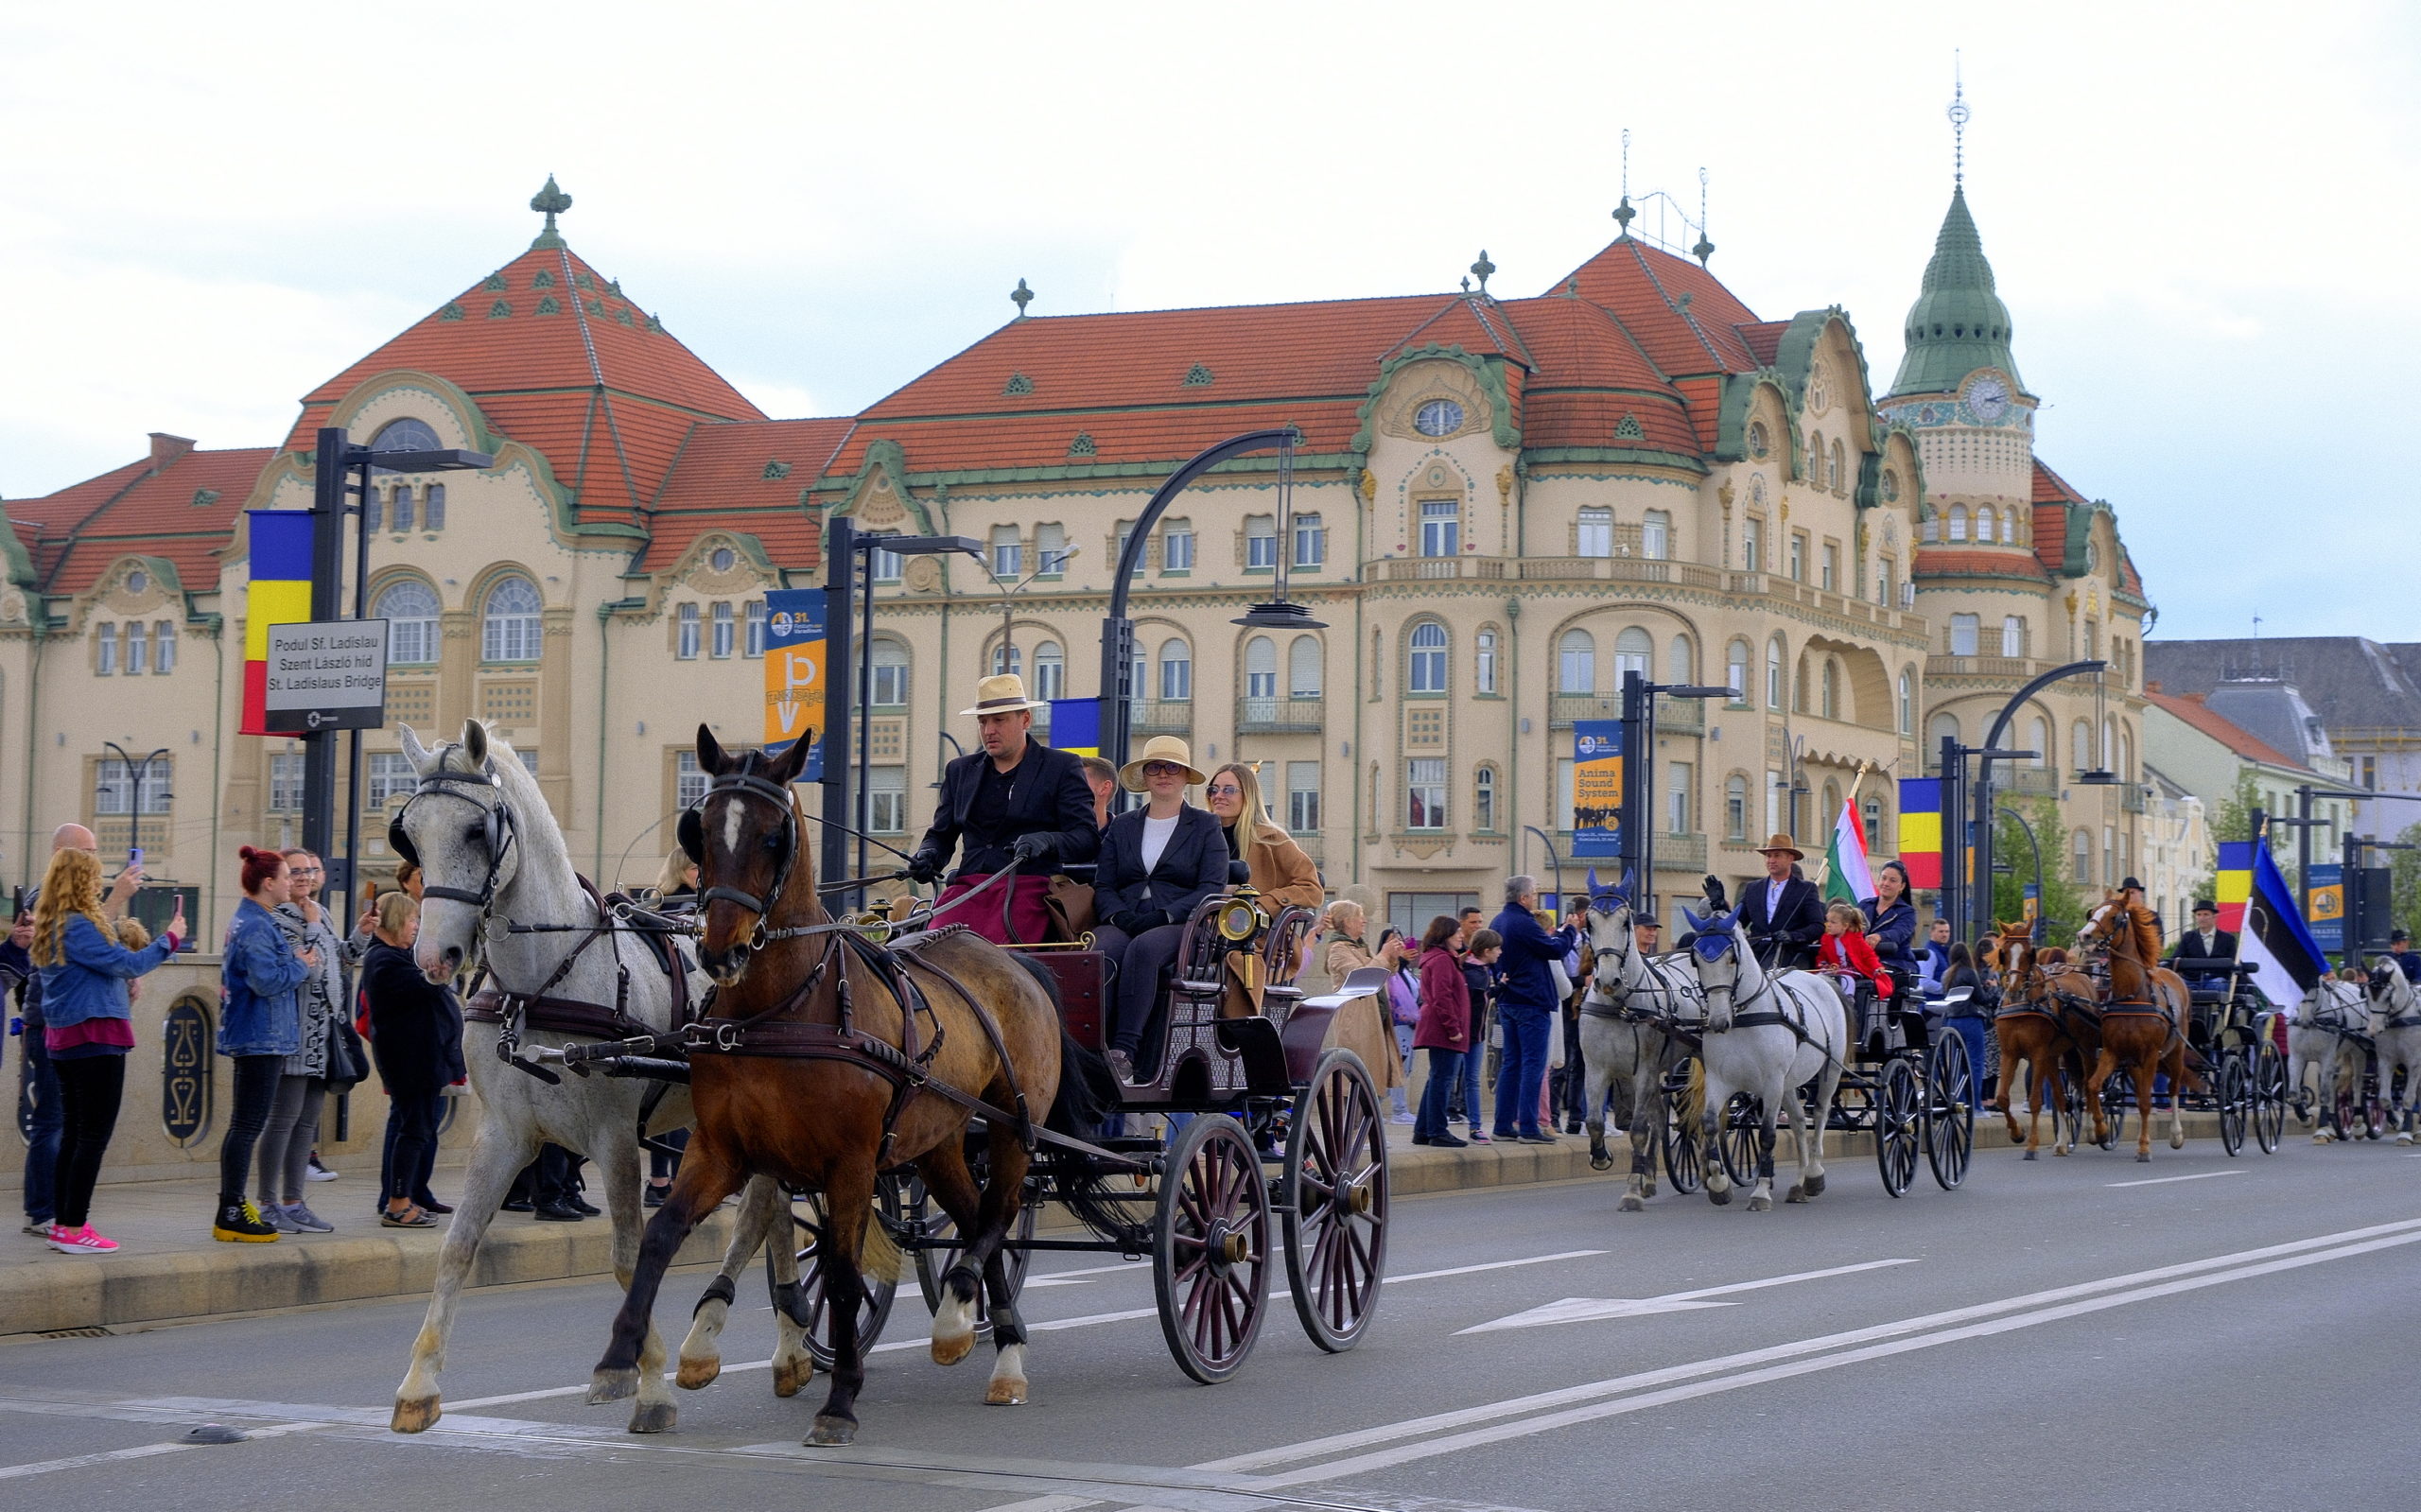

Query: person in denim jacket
215 846 312 1243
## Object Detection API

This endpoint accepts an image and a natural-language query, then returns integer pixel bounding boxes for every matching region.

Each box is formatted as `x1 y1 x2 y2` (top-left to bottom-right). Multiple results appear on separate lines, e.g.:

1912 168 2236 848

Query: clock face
1966 376 2011 424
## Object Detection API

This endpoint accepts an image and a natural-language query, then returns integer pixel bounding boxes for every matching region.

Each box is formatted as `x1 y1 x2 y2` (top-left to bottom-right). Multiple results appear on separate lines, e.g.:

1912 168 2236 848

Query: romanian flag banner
2242 840 2326 1008
2213 841 2253 933
1897 778 1942 890
1049 698 1100 757
241 511 314 736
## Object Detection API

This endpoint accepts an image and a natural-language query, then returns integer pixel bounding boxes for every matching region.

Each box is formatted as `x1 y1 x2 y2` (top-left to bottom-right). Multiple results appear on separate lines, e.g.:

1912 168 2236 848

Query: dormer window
1414 399 1465 437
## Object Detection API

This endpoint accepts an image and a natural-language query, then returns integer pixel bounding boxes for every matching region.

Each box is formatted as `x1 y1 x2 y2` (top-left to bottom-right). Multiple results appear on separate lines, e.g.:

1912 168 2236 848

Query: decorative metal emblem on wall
162 995 215 1147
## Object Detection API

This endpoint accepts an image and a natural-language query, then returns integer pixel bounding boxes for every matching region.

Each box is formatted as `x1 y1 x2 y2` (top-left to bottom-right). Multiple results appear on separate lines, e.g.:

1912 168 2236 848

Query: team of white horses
376 721 2421 1440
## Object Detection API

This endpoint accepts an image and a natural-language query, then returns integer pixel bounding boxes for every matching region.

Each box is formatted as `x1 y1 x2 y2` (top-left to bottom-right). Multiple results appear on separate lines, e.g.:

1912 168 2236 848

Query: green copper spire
529 175 572 251
1887 185 2024 398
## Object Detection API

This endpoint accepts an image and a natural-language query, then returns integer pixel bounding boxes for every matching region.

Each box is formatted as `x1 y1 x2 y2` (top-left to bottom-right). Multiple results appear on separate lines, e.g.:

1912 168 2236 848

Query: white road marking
1454 1257 1917 1335
0 1420 328 1482
2104 1170 2248 1188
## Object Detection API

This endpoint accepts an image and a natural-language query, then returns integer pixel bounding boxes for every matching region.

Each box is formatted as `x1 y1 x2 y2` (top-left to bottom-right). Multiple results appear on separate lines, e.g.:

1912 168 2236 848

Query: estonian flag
2241 841 2326 1010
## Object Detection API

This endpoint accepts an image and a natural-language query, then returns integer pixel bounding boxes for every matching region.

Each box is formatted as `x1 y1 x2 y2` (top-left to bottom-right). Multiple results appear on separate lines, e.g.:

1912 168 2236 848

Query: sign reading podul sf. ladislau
263 618 389 731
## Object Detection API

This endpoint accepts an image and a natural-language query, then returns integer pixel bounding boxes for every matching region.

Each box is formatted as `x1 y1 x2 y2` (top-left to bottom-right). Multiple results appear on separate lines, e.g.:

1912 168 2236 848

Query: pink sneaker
47 1224 119 1256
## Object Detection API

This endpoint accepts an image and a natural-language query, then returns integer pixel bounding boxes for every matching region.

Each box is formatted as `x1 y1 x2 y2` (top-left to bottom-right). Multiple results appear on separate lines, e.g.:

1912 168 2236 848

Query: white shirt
1765 878 1787 919
1140 812 1179 875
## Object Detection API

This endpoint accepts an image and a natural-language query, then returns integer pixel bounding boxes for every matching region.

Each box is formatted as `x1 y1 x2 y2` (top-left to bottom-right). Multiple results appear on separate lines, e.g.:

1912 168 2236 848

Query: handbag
326 1014 371 1091
1545 1004 1566 1070
1044 874 1097 941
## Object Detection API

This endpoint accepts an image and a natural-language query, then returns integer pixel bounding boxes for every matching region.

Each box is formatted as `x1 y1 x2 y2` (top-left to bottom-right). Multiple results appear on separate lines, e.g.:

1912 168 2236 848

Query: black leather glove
1010 833 1052 864
1701 875 1730 912
1111 908 1157 935
906 852 942 884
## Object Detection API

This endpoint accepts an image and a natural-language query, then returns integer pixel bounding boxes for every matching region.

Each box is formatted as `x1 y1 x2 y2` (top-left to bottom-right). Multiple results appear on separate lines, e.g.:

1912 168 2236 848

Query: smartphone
128 846 144 869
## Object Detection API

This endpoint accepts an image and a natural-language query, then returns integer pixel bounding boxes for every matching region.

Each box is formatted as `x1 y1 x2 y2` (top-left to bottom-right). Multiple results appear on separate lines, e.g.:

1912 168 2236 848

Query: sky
4 0 2415 641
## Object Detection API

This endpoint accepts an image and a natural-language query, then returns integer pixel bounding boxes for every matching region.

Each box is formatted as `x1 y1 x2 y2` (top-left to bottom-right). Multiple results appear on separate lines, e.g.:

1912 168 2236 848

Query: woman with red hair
213 846 313 1243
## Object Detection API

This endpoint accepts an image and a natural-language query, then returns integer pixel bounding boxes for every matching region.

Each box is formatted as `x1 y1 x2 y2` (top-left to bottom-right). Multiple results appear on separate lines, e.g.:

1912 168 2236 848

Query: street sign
262 619 388 732
762 589 825 779
1572 721 1622 860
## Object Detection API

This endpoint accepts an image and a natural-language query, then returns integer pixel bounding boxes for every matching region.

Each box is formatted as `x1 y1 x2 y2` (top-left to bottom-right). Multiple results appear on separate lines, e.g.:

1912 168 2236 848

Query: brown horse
589 726 1099 1445
1985 922 2073 1159
2076 893 2199 1161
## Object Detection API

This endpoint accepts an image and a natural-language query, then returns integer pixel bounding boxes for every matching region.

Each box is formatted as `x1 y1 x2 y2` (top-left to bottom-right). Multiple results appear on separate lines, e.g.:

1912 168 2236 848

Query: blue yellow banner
2306 862 2343 953
1049 698 1100 756
1572 721 1622 860
761 589 824 779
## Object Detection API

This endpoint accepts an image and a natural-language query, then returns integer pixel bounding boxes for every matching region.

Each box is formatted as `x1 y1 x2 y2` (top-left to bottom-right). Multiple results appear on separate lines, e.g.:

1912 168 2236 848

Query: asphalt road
5 1132 2418 1511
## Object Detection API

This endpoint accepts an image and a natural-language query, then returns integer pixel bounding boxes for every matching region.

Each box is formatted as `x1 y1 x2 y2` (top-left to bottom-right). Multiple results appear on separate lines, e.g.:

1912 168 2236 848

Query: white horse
1675 906 1847 1211
2291 976 2370 1144
2365 963 2421 1144
388 721 811 1434
1576 882 1694 1211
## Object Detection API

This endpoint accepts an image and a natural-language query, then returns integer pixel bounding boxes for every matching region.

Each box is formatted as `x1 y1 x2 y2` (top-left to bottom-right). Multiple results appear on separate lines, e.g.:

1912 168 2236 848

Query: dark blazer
1739 875 1826 965
913 737 1100 880
1860 896 1918 967
362 940 465 1098
2170 928 2238 965
1489 904 1575 1015
1092 805 1228 928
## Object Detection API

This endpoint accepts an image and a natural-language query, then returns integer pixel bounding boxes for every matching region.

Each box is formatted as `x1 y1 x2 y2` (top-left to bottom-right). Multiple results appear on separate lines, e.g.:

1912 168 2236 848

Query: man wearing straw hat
906 673 1099 945
1735 832 1827 969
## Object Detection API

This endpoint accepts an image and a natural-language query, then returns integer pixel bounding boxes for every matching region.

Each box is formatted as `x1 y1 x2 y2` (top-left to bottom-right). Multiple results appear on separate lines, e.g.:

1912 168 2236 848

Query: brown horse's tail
1008 954 1118 1135
858 1210 907 1284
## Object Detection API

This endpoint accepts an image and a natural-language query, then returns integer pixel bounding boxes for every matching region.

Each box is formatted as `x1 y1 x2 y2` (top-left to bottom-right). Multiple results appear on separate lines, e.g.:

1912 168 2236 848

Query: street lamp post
1994 802 2046 937
1964 658 2106 944
100 741 170 869
1617 670 1733 914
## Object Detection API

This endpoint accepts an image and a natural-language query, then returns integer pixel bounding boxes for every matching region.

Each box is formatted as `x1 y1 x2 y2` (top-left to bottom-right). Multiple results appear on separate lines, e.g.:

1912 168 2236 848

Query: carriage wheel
2252 1041 2287 1154
1281 1050 1389 1354
1660 1067 1705 1195
1872 1057 1921 1198
2361 1078 2388 1140
1716 1092 1763 1190
906 1155 1037 1340
791 1184 902 1371
2099 1069 2133 1151
1924 1032 1975 1190
1154 1113 1272 1384
2216 1053 2249 1156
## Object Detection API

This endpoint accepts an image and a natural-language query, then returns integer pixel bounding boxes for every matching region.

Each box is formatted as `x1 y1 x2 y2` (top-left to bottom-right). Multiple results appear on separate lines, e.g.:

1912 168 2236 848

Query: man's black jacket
912 738 1100 880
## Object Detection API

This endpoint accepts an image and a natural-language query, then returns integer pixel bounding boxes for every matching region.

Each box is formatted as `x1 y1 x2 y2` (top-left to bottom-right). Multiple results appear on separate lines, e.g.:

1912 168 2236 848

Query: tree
2209 770 2296 886
1991 793 2096 938
2395 819 2421 944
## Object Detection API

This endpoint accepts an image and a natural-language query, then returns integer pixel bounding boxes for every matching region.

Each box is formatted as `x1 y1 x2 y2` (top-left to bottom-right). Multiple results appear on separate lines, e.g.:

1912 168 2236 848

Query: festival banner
1897 778 1942 890
241 511 315 736
761 589 825 779
1049 698 1101 757
1571 720 1622 860
2305 862 2344 953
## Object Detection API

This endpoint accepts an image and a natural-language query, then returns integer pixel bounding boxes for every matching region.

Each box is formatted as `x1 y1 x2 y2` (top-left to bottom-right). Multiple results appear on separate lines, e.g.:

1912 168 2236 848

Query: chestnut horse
1986 922 2073 1159
589 726 1102 1446
2077 894 2199 1161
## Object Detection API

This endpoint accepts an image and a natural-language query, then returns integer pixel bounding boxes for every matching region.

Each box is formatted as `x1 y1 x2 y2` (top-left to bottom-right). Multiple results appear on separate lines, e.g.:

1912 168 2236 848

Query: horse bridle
389 749 518 911
680 753 802 936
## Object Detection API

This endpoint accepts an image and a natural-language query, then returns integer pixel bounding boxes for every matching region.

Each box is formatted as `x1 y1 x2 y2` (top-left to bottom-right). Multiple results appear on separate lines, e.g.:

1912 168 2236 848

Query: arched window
1725 774 1749 841
1930 712 1962 769
1667 634 1695 686
1728 639 1752 702
480 575 542 662
2119 726 2135 783
1821 659 1841 721
389 485 413 533
372 418 442 455
374 579 441 665
675 602 701 660
1033 640 1065 700
1829 439 1846 494
1642 510 1671 560
1822 779 1843 834
1288 635 1322 698
1766 636 1785 709
1473 629 1498 695
2072 720 2093 773
1158 638 1193 701
1948 505 1969 542
425 483 446 530
711 601 735 659
2072 828 2094 885
2002 615 2026 657
869 638 910 707
1807 429 1823 481
2029 716 2052 769
1245 635 1278 700
2102 715 2118 773
1474 765 1498 831
1922 509 1940 545
1576 507 1613 557
1897 669 1915 735
990 641 1021 677
1614 627 1653 685
1559 630 1595 694
1408 621 1449 694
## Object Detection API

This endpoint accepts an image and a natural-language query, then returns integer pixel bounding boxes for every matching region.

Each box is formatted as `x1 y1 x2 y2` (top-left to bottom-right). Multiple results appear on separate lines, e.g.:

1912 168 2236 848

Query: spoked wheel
2057 1074 2085 1153
1873 1057 1921 1197
2361 1080 2389 1140
790 1184 902 1370
1924 1032 1975 1190
2252 1041 2287 1154
1716 1092 1764 1189
1154 1113 1272 1384
906 1155 1037 1341
1661 1062 1704 1195
2100 1069 2134 1151
2216 1053 2249 1156
1281 1050 1389 1353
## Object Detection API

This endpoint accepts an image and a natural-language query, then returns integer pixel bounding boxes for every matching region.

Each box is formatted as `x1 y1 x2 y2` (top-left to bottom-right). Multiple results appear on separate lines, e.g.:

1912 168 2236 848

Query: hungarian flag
1823 802 1873 904
2241 841 2325 1010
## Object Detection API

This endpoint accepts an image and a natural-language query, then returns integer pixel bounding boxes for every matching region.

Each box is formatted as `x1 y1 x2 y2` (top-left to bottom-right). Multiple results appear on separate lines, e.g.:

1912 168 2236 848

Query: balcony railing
2121 783 2149 814
1648 832 1710 873
1375 556 1506 582
1926 654 2056 681
2004 766 2061 797
1236 696 1324 735
1132 698 1193 735
1519 555 1725 591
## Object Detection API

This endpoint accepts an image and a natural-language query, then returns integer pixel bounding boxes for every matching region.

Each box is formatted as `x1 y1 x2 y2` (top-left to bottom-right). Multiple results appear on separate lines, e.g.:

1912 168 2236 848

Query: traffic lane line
1454 1257 1919 1333
2104 1170 2248 1188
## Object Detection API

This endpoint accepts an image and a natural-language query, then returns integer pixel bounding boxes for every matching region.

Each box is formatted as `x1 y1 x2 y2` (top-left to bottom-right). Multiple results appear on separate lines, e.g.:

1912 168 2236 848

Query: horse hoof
391 1396 441 1434
587 1368 639 1405
807 1415 857 1447
627 1399 677 1435
1590 1154 1614 1172
674 1357 721 1391
1643 1180 1659 1198
2023 1149 2038 1161
1785 1185 1808 1204
772 1356 814 1399
984 1378 1029 1406
2399 1134 2414 1146
1617 1193 1645 1213
2135 1152 2151 1163
2170 1133 2186 1150
2314 1133 2332 1145
932 1330 976 1367
1747 1193 1772 1213
1801 1173 1825 1197
1707 1185 1733 1207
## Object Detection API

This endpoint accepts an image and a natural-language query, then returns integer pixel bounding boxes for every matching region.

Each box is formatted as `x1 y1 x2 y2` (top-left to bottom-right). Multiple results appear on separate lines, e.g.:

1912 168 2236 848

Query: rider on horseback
905 674 1100 946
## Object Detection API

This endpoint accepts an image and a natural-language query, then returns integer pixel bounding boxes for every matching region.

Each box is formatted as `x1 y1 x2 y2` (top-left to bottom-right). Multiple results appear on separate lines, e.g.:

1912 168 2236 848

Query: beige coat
1239 822 1324 912
1315 930 1400 1093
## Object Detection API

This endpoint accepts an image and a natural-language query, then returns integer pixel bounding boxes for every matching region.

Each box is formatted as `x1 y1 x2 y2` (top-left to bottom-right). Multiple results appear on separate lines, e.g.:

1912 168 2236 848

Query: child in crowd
1456 929 1502 1142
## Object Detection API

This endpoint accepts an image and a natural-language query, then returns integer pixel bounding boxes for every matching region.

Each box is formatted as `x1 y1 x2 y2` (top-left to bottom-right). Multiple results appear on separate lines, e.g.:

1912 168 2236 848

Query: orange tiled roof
1910 546 2050 582
1494 296 1699 456
1737 320 1791 367
283 240 764 524
2146 689 2311 773
16 446 273 595
639 416 855 571
1559 237 1763 375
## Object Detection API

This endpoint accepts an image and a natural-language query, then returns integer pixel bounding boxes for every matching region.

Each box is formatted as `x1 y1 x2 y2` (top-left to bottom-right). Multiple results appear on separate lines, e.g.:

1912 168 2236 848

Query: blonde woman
1204 763 1322 912
31 845 183 1255
1315 900 1402 1100
653 848 699 906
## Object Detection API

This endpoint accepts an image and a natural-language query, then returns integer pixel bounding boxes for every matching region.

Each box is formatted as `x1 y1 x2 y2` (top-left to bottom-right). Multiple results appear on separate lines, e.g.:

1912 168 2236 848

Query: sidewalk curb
2 1110 2238 1337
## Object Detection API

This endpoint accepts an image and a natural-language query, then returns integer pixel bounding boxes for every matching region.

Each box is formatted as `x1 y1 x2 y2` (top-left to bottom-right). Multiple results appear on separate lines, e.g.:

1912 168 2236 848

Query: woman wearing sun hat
1090 736 1229 1083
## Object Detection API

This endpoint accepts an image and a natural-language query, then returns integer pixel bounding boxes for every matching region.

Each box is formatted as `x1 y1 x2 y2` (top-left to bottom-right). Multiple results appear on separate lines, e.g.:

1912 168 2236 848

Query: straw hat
958 672 1044 717
1755 832 1804 860
1119 735 1207 791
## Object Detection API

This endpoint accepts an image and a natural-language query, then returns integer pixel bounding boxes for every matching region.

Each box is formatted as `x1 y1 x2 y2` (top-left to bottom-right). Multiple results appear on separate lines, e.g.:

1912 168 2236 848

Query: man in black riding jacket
906 674 1098 945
